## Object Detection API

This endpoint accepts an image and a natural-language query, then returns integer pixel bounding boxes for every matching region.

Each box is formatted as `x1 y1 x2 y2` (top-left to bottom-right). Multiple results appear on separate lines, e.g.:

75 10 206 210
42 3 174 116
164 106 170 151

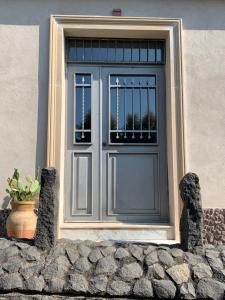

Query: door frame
47 15 185 242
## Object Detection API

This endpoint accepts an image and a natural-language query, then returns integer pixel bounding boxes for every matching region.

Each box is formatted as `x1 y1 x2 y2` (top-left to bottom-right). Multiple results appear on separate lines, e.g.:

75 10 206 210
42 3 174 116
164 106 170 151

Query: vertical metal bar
82 40 84 61
138 40 141 62
124 79 127 139
90 39 93 62
147 82 151 139
81 76 85 139
147 40 149 62
74 39 76 61
123 41 125 62
139 80 143 139
116 77 119 139
132 79 135 139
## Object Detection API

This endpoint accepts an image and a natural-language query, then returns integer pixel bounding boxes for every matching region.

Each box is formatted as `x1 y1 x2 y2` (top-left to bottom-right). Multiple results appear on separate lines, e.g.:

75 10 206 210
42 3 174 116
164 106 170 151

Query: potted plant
6 169 40 239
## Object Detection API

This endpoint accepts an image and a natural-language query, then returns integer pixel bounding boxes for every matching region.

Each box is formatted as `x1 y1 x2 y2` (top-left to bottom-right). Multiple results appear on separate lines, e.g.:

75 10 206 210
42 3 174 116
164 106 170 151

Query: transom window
66 38 165 64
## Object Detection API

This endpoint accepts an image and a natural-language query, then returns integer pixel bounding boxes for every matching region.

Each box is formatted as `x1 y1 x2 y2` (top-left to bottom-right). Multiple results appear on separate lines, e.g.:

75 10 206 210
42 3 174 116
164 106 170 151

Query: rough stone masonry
179 172 204 252
0 238 225 299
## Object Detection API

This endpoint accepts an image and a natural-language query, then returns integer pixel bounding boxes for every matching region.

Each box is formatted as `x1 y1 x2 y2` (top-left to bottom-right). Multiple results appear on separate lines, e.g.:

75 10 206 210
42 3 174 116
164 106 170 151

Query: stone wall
0 238 225 299
203 209 225 245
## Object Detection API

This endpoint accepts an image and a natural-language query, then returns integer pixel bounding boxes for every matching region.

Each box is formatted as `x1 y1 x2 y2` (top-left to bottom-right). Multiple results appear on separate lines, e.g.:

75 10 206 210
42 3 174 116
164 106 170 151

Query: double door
65 65 168 223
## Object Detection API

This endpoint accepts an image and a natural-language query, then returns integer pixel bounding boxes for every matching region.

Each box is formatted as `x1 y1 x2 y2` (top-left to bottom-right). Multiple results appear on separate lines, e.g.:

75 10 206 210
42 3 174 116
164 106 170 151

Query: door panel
65 66 100 222
107 152 160 215
102 67 168 223
72 153 92 216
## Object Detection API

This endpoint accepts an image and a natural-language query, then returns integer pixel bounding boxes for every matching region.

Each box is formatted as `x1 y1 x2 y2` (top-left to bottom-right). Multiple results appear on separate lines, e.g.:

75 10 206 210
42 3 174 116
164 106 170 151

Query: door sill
61 222 172 229
60 223 175 242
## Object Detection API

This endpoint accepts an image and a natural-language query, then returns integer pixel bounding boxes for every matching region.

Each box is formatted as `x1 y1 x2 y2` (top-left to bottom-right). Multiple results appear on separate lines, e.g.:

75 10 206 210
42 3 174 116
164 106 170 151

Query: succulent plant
6 169 40 202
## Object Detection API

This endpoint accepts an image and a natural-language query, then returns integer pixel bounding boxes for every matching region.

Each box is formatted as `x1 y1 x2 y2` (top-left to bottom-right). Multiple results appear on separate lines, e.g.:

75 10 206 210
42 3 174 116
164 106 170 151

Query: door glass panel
110 74 157 144
74 73 92 143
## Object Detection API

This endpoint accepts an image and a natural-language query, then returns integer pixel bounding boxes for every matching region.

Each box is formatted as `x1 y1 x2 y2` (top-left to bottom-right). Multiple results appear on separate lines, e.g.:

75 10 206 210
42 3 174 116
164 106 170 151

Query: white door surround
47 15 185 242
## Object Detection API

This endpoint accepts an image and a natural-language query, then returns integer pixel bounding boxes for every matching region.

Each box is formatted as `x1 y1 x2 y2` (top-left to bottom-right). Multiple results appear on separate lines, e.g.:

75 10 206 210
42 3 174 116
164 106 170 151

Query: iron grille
66 38 165 64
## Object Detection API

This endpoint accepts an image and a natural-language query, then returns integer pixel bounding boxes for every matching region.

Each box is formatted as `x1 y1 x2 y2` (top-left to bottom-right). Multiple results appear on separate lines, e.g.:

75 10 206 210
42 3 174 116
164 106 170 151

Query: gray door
65 65 168 223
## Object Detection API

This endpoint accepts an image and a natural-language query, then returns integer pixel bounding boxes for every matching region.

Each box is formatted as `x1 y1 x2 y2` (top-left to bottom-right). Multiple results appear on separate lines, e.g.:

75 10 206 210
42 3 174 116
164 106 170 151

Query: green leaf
13 169 19 180
26 175 33 184
17 180 24 191
10 179 18 189
30 180 40 194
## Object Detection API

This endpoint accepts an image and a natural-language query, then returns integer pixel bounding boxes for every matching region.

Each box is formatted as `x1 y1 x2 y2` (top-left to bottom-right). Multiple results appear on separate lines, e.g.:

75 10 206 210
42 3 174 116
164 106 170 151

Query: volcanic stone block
34 168 57 251
179 173 203 252
0 209 11 238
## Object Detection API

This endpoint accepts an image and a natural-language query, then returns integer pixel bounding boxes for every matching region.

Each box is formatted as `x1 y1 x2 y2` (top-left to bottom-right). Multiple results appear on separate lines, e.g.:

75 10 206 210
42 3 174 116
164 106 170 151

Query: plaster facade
0 0 225 210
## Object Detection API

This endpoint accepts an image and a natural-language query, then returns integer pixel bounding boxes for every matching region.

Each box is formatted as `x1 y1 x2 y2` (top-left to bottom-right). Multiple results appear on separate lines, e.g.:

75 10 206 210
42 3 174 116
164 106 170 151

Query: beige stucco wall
0 0 225 209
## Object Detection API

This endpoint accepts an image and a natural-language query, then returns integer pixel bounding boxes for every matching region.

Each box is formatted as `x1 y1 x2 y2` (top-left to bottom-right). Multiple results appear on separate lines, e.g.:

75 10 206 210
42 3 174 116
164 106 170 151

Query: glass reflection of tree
111 112 156 131
142 112 156 130
77 111 91 130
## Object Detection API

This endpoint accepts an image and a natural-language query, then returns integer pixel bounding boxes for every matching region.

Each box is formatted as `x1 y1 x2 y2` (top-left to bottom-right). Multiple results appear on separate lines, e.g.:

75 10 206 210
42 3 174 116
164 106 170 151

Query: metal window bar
124 80 127 139
110 75 157 144
139 81 143 139
147 82 151 139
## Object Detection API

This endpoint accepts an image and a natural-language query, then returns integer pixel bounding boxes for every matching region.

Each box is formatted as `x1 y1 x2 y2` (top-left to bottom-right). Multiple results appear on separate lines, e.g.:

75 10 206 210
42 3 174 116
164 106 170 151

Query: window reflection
110 75 157 144
74 74 92 143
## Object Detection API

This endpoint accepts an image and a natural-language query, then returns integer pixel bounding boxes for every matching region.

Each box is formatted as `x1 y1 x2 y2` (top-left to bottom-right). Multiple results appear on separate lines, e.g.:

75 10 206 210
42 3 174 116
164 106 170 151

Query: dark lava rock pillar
35 168 57 250
179 173 203 252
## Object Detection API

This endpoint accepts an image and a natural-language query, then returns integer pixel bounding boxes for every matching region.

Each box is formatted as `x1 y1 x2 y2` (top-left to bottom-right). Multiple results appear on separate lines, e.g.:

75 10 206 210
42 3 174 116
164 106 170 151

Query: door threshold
59 223 175 242
60 222 172 229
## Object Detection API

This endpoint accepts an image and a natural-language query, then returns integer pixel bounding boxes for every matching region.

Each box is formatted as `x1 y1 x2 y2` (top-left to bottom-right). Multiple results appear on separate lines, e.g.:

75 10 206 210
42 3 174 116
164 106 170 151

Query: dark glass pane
84 40 92 61
118 88 125 130
110 132 157 143
75 87 82 129
108 40 116 61
110 87 117 130
140 41 148 62
76 40 84 61
92 40 100 61
75 132 91 143
148 41 156 62
124 41 132 61
110 76 117 85
75 88 91 129
68 39 76 60
76 74 91 84
116 40 124 61
125 88 133 130
133 88 140 129
132 41 140 62
150 88 156 130
84 87 91 129
147 76 156 86
141 88 148 130
156 41 164 63
75 75 91 133
99 40 108 61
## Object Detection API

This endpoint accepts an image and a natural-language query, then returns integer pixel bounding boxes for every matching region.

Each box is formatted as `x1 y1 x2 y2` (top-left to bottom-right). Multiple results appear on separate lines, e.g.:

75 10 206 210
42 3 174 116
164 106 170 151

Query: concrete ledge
0 238 225 299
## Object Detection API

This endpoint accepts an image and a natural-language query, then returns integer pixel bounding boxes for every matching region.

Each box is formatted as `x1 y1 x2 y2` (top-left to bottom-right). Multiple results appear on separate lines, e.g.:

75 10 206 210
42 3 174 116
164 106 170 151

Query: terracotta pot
6 201 37 239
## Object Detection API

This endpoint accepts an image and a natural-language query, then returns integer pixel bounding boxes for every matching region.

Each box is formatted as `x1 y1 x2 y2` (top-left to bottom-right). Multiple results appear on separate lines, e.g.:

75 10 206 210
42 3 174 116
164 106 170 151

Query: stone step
60 224 174 242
